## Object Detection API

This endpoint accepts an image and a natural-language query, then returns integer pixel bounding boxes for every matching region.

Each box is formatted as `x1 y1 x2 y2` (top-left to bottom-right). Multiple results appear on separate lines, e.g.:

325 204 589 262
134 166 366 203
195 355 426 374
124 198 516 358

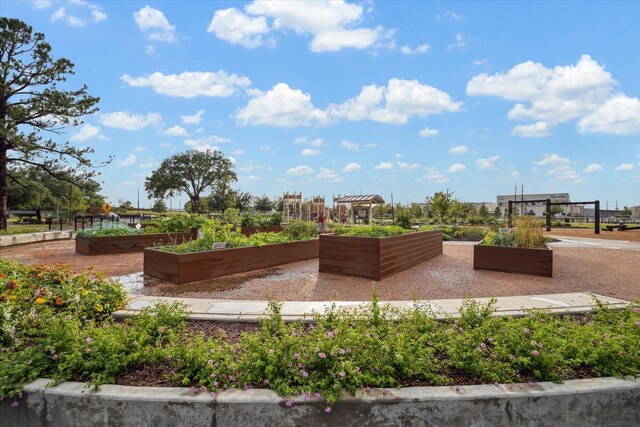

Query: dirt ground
2 234 639 302
545 227 640 242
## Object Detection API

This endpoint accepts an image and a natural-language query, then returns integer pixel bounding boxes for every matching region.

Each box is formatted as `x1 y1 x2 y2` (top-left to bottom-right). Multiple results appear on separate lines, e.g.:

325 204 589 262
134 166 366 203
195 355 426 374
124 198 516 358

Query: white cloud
615 163 635 171
207 8 269 48
232 149 246 156
364 143 378 148
51 7 85 27
163 125 189 137
418 127 439 138
236 83 329 127
243 175 262 183
118 154 137 167
183 135 229 152
329 78 462 124
133 146 145 153
316 167 342 182
583 163 602 173
447 33 466 51
144 45 155 55
439 11 465 22
423 167 448 183
310 27 393 52
33 0 52 9
236 0 393 53
92 10 107 23
471 58 489 66
449 145 468 155
294 137 323 147
260 144 277 155
447 163 466 173
466 55 640 136
181 110 205 125
340 140 359 151
301 148 320 156
532 153 570 166
398 161 420 171
70 124 107 142
475 155 500 170
343 162 361 172
134 6 176 42
512 121 553 138
578 95 640 135
374 162 393 170
99 111 161 131
286 165 313 176
122 71 251 98
401 44 430 55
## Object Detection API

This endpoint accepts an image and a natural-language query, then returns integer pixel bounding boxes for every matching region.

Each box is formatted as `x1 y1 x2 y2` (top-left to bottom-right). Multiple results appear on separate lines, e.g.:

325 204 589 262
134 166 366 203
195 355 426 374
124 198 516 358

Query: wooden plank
473 244 553 277
145 239 319 284
76 232 193 255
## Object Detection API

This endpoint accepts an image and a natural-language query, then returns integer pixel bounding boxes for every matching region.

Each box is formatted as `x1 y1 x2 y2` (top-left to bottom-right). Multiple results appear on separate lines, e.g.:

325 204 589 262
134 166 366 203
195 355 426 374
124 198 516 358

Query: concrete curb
2 377 638 426
0 231 72 247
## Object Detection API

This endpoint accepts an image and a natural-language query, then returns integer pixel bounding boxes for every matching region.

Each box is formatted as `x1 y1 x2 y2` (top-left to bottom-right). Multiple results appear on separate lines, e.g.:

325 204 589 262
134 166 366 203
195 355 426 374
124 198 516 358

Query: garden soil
1 235 639 302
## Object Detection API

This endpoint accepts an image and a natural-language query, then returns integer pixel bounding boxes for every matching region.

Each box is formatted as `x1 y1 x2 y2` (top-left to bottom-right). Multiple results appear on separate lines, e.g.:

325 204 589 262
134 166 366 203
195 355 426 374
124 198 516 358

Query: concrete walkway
548 235 640 251
114 292 629 322
0 230 72 247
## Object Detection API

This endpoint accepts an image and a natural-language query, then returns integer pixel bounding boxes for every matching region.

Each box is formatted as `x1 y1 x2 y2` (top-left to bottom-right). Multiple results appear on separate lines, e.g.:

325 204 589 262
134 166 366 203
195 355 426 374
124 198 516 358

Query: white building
496 193 570 217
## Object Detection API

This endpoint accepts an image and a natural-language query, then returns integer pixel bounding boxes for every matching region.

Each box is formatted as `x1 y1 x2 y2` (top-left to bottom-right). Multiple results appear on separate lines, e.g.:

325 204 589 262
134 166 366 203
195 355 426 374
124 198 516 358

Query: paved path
114 292 629 322
548 236 640 251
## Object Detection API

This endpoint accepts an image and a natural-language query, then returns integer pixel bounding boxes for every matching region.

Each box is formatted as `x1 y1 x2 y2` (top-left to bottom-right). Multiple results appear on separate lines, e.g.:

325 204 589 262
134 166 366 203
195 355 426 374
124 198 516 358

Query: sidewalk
114 292 629 322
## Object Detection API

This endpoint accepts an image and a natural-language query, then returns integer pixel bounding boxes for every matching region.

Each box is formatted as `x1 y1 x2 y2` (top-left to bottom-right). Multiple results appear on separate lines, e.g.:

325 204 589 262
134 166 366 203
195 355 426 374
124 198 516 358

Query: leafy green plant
332 225 408 237
76 227 140 238
281 219 318 240
2 261 639 409
513 216 548 248
483 231 516 247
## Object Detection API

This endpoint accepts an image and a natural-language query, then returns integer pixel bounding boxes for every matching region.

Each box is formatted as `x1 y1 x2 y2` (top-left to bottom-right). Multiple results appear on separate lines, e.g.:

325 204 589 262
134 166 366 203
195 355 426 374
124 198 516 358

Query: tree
208 181 235 213
254 195 274 213
493 206 502 218
145 149 236 214
234 191 253 212
478 204 489 218
1 18 104 230
621 206 632 218
426 191 453 223
152 198 167 213
118 200 133 213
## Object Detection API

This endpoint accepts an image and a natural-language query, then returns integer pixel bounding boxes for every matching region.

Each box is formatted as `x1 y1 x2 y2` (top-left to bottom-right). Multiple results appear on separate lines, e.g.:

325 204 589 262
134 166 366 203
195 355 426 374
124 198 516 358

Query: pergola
335 195 385 224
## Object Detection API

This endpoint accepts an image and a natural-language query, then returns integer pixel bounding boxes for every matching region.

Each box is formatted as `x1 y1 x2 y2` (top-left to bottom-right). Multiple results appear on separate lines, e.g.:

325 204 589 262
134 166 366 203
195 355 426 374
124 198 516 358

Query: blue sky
5 1 640 209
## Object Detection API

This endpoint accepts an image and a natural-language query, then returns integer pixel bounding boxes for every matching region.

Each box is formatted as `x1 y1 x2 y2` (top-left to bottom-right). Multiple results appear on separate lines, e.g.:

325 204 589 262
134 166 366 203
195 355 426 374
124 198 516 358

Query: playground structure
282 192 302 223
334 195 385 224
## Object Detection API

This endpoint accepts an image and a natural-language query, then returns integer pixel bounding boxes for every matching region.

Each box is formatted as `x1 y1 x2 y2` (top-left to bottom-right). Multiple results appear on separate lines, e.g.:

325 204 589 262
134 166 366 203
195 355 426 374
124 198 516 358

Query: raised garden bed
75 229 197 255
144 239 318 284
240 225 283 236
319 229 443 280
473 244 553 277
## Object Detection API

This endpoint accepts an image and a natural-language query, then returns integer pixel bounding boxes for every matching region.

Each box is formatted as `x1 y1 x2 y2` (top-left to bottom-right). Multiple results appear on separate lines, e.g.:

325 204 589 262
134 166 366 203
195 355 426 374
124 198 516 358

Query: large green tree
426 191 454 223
145 149 236 213
0 18 103 230
253 195 274 213
7 165 104 220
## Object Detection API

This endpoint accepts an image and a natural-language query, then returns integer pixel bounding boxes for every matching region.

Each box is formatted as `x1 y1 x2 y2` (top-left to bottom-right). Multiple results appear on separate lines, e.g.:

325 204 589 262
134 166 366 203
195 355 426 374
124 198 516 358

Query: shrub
2 264 639 410
76 226 139 238
281 220 318 240
332 225 408 237
240 213 282 228
513 216 548 248
150 214 206 233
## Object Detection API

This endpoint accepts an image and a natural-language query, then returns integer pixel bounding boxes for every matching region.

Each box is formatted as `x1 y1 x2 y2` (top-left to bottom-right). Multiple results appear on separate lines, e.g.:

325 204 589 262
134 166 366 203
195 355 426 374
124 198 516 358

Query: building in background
496 193 570 217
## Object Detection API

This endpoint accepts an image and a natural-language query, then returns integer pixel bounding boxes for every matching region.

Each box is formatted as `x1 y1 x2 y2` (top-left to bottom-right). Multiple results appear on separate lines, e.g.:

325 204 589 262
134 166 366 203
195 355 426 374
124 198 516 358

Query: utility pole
137 189 140 211
68 184 72 220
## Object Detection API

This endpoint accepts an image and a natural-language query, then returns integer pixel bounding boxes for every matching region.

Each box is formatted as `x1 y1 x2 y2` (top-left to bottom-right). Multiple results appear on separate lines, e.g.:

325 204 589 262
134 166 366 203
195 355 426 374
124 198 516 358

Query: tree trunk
0 146 7 230
191 195 201 213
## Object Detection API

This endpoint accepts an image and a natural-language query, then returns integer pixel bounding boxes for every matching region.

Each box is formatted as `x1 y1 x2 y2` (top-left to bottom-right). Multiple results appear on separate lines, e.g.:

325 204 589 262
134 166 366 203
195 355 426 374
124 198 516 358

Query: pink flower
327 331 334 338
301 370 309 378
85 348 91 354
285 400 293 407
210 392 216 398
10 401 19 408
454 386 461 392
51 354 58 361
633 307 639 313
85 337 92 344
318 352 327 359
339 371 345 379
531 350 539 356
364 386 371 394
339 349 346 355
325 407 331 413
213 381 219 387
523 328 530 334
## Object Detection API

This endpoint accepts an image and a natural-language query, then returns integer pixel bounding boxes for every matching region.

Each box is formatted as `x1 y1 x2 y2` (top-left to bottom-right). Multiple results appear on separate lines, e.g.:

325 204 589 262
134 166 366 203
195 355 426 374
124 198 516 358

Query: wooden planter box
319 230 443 280
240 225 283 236
144 239 319 284
76 229 197 255
473 244 553 277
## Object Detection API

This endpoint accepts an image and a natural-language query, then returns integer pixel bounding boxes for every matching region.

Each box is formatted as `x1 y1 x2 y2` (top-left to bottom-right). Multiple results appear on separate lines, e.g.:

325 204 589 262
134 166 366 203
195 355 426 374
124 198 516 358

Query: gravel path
3 238 637 302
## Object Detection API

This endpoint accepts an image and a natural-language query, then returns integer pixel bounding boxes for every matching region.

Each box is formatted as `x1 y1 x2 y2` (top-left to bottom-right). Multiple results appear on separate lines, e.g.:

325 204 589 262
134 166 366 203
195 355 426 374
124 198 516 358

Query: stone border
3 378 638 426
0 231 72 247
